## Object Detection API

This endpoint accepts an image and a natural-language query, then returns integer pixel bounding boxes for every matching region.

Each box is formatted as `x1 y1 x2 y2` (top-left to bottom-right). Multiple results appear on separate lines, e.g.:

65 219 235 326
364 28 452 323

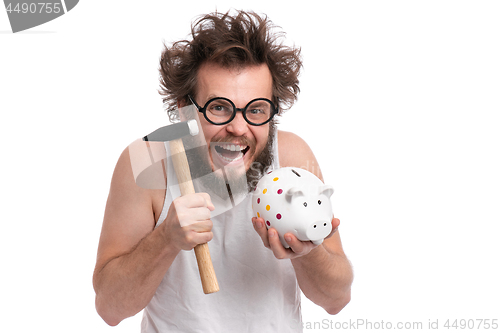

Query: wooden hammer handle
169 138 219 294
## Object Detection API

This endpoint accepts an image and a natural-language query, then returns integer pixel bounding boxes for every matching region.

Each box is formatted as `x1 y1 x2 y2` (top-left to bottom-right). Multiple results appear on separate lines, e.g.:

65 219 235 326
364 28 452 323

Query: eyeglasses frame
188 95 279 126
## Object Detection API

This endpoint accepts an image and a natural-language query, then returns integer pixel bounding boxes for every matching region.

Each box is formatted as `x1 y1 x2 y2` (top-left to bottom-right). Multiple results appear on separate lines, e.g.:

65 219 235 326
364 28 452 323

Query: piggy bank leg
312 239 324 246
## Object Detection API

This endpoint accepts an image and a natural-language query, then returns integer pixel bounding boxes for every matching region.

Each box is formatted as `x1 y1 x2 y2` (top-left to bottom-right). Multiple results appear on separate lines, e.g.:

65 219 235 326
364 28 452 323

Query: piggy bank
252 167 334 248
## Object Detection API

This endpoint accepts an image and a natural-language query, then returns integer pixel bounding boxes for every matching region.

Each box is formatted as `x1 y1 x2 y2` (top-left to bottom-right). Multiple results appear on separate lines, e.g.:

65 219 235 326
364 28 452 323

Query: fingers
197 192 215 211
268 231 316 259
252 217 319 260
267 228 293 259
189 219 213 233
282 232 316 257
182 221 214 249
174 218 214 251
178 193 215 210
174 193 214 227
163 219 214 252
251 218 288 257
332 217 340 230
164 193 215 251
326 217 340 239
252 217 270 248
177 207 211 224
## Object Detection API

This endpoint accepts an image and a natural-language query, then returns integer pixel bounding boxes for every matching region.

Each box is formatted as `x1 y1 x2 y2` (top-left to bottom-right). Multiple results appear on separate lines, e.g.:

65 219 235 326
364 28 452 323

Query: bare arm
252 130 353 314
93 146 214 326
290 233 353 314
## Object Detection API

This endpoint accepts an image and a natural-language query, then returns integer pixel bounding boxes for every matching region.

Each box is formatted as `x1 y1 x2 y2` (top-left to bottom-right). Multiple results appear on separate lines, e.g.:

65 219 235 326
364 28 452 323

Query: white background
1 1 499 332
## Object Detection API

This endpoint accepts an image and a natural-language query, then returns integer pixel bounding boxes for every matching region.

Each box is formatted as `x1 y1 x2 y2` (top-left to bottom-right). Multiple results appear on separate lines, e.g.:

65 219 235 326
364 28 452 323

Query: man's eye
248 108 264 114
210 105 231 113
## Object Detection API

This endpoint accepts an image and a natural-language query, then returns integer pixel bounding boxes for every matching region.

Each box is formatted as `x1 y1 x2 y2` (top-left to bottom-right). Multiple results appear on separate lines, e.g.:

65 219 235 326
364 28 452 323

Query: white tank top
141 133 303 332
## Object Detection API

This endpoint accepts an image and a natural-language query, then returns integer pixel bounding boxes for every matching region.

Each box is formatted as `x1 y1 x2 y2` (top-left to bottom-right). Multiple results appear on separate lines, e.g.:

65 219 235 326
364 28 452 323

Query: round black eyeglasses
188 95 279 126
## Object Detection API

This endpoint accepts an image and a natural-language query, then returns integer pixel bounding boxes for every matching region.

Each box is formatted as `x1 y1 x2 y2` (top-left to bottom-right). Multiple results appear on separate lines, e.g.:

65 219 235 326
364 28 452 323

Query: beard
182 121 276 201
245 121 276 192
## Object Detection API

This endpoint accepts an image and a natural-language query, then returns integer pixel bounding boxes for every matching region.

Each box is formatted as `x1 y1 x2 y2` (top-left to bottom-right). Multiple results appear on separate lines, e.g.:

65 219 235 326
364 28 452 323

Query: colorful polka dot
276 213 282 220
257 198 260 204
266 205 270 211
273 177 279 181
257 212 260 218
277 189 283 194
263 189 267 194
266 221 271 226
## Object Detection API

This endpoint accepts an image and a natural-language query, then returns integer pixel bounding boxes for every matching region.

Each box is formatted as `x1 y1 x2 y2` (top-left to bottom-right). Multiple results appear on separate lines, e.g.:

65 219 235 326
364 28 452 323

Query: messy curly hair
158 10 302 122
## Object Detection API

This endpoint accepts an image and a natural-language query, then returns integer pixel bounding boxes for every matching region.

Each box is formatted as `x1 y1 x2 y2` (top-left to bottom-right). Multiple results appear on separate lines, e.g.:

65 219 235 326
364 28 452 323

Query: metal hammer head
128 105 207 190
142 119 199 142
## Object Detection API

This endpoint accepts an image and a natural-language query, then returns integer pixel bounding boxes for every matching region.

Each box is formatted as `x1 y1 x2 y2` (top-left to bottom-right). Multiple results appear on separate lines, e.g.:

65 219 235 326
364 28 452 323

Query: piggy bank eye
303 202 307 207
318 200 322 205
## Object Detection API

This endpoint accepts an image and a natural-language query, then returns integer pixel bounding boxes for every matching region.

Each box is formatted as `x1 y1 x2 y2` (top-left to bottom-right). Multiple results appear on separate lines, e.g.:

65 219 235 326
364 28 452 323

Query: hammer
143 119 220 294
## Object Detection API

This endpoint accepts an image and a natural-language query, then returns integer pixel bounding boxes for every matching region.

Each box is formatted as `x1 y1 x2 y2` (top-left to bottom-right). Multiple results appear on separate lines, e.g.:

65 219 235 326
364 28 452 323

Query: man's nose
226 111 249 136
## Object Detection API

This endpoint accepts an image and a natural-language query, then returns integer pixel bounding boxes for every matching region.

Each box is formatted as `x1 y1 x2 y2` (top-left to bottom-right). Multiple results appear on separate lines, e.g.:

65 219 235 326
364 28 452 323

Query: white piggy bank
252 167 334 248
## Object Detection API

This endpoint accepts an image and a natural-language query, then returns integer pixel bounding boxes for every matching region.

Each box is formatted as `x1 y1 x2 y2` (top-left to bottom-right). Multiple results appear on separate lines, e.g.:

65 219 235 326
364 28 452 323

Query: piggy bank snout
305 220 332 241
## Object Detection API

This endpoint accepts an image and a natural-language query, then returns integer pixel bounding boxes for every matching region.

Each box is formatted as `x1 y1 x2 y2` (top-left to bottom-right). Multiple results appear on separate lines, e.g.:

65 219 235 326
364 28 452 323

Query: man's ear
177 98 186 109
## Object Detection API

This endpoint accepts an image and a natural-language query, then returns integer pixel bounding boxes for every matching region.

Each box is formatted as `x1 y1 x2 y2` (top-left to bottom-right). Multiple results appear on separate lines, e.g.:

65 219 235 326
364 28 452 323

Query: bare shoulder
95 145 165 272
277 130 324 181
109 142 166 221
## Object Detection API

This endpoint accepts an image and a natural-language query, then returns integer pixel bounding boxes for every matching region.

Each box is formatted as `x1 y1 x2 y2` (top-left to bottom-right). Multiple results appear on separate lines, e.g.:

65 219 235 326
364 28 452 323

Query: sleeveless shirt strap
154 142 171 228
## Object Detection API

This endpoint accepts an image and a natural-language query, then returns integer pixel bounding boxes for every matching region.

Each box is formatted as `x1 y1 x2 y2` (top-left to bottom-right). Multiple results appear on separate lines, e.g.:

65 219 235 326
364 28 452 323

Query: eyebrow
198 94 220 105
204 95 271 104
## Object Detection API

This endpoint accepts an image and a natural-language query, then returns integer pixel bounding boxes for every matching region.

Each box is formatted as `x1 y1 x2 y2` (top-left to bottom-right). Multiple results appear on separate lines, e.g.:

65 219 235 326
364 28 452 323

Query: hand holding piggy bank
252 167 334 248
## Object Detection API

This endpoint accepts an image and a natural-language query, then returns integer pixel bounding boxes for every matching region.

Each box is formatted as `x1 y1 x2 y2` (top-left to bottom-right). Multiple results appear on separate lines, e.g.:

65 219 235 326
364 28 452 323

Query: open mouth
213 143 250 164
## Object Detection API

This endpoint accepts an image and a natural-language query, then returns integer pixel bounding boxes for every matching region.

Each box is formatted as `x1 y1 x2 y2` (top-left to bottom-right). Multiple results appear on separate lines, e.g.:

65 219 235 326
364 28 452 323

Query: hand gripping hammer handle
169 138 220 294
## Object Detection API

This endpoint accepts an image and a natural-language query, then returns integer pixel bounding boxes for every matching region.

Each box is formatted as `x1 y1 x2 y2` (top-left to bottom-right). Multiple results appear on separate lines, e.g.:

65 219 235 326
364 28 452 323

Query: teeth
219 144 247 152
214 143 248 163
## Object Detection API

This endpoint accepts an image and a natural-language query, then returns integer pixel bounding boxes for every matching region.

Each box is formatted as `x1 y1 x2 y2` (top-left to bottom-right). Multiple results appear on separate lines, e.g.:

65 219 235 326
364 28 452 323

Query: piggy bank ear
286 187 305 203
319 185 334 198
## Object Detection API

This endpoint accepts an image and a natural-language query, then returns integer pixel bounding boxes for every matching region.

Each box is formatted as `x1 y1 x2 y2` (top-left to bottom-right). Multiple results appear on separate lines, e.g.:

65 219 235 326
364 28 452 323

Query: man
93 11 353 332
